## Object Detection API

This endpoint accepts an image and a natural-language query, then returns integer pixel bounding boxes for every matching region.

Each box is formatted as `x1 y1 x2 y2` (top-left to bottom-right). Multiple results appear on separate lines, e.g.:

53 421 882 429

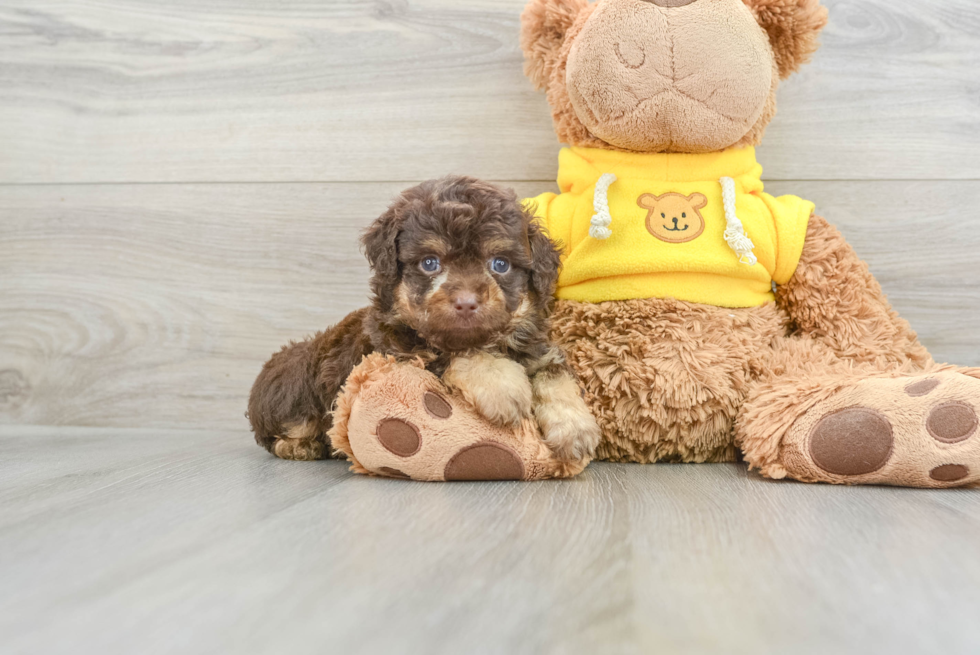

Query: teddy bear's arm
774 214 933 369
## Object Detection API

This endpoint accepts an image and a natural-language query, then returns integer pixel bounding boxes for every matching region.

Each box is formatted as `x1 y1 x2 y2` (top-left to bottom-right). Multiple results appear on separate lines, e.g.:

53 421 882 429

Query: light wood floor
2 1 980 652
3 425 980 655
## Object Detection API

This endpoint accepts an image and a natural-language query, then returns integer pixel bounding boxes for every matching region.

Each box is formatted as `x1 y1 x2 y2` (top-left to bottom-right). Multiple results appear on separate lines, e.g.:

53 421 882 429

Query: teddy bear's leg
738 338 980 488
739 214 979 487
776 214 933 370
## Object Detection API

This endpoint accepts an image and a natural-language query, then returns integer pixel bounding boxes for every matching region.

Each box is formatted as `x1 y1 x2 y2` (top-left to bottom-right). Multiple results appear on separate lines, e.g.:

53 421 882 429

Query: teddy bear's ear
521 0 589 91
743 0 829 79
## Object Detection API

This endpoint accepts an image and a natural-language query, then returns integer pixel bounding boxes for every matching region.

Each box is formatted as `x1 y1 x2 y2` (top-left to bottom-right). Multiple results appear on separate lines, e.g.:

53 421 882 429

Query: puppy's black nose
453 293 480 316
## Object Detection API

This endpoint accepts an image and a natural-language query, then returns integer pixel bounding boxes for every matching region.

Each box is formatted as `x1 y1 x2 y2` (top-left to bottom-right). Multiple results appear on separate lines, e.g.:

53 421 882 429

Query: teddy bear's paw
340 372 565 482
361 398 530 482
775 372 980 488
334 355 592 481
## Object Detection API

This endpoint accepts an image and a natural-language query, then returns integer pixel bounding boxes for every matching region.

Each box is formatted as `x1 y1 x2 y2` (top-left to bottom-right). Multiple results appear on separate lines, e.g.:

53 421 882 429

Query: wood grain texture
1 425 979 655
1 180 978 431
0 0 978 184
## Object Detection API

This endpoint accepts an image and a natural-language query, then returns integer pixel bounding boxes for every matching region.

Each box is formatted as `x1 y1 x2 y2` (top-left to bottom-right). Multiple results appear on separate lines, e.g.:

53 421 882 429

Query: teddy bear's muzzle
641 0 698 7
565 0 774 152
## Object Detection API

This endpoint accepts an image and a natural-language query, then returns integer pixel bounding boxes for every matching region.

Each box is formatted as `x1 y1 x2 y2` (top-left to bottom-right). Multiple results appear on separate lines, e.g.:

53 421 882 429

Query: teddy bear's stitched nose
642 0 698 7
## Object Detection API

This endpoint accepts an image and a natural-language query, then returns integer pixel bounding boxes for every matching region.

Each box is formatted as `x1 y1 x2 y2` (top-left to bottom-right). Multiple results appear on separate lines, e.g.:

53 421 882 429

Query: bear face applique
638 192 708 244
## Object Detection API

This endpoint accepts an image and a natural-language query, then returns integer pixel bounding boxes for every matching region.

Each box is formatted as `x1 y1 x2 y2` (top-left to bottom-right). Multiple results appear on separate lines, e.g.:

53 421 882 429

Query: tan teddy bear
517 0 980 487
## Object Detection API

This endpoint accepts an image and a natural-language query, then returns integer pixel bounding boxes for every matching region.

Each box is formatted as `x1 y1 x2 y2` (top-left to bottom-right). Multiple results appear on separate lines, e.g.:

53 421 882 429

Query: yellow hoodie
526 147 814 308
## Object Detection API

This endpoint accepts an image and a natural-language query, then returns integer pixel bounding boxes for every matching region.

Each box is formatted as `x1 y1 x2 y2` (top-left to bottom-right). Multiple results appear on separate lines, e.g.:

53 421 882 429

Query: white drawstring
720 176 757 266
589 173 617 240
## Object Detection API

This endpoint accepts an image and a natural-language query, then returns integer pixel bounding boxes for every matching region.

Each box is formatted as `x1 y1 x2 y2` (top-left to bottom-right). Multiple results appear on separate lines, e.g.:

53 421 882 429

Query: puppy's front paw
533 374 601 461
537 400 601 462
443 353 533 427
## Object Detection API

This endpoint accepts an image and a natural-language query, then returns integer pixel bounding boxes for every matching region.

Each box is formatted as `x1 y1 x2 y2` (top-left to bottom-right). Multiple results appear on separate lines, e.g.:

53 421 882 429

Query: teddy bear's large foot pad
328 354 589 482
775 372 980 487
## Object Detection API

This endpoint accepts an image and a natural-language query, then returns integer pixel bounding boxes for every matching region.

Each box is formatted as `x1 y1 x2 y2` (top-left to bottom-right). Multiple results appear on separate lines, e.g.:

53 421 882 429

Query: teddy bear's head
521 0 827 153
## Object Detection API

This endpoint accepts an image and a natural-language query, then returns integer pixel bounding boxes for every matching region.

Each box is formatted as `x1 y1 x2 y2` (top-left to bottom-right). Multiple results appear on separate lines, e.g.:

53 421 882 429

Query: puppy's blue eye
420 256 441 274
490 257 511 274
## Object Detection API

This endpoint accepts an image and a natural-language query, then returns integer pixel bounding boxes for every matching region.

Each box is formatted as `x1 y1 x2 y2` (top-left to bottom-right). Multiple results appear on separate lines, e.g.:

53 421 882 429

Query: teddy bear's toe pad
423 391 453 419
930 464 970 482
376 418 422 457
778 372 980 488
925 402 977 443
444 442 526 481
809 407 894 476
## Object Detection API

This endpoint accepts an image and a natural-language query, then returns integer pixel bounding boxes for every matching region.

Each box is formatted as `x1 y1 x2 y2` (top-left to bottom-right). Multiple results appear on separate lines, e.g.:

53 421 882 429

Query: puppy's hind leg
248 337 333 461
249 309 376 461
272 419 331 461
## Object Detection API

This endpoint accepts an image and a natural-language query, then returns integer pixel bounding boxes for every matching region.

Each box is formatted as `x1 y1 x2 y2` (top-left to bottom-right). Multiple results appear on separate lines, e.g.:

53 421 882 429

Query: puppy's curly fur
248 176 600 462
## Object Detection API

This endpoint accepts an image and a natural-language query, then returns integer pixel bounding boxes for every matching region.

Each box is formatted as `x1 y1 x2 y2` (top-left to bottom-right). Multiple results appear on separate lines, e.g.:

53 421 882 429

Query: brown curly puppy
248 176 601 463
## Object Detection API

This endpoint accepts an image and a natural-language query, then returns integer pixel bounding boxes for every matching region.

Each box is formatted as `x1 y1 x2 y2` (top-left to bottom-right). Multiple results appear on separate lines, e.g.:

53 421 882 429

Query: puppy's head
362 176 562 353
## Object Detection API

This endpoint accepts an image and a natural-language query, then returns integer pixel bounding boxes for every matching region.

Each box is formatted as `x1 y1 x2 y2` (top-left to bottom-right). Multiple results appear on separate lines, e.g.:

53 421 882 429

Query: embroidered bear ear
637 193 660 211
742 0 829 79
688 193 708 210
521 0 590 91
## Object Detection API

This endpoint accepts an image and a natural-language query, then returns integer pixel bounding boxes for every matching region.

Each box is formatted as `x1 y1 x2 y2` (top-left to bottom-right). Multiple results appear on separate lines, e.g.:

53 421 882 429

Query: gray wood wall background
2 0 979 433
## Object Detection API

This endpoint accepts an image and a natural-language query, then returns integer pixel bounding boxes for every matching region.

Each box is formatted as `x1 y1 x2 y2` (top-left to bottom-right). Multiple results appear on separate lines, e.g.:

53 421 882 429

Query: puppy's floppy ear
361 202 405 312
743 0 828 79
521 0 589 91
525 209 563 306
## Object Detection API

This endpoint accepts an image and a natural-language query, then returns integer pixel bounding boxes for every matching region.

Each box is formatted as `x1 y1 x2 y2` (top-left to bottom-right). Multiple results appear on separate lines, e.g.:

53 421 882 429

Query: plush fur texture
744 0 829 79
551 295 787 463
521 0 590 92
248 176 600 464
523 0 980 487
774 215 932 369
